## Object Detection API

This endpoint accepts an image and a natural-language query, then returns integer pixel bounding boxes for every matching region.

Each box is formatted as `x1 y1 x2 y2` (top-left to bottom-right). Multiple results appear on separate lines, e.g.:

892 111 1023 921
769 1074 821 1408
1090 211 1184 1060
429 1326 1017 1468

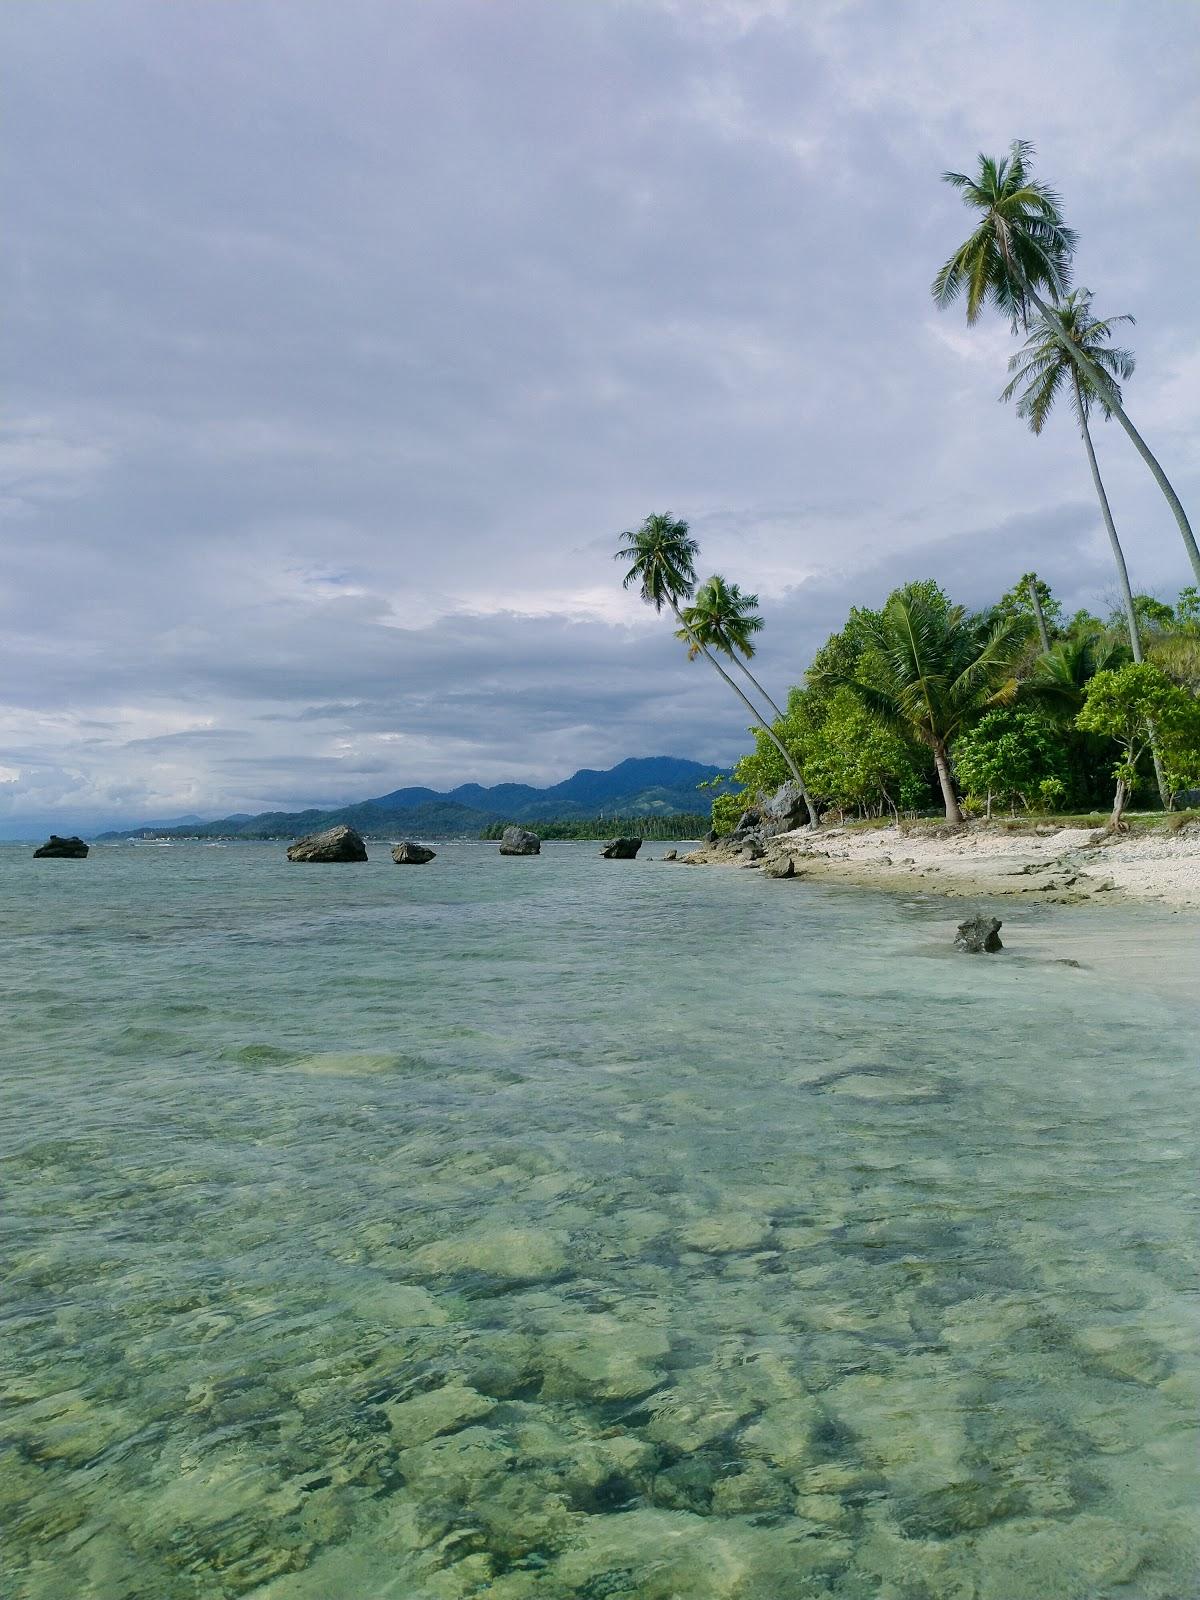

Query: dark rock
499 826 540 856
600 837 642 859
763 855 795 879
705 829 719 844
954 915 1003 954
737 835 765 860
760 781 812 834
732 808 762 834
286 825 368 863
391 841 436 865
33 834 89 859
662 848 678 861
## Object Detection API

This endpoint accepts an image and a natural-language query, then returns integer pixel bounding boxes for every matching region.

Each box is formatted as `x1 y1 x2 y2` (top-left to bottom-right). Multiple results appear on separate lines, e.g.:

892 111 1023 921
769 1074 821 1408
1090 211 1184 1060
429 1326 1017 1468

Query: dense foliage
713 577 1200 829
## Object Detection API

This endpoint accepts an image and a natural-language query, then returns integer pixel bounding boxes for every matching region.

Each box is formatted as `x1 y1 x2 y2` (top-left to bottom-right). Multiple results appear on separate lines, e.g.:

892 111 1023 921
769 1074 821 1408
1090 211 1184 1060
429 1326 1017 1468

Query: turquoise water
2 840 1197 1600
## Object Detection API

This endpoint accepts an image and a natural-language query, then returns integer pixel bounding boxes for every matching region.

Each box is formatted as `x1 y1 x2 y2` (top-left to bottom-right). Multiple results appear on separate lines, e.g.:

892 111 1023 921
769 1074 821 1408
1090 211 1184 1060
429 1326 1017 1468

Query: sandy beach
685 818 1200 912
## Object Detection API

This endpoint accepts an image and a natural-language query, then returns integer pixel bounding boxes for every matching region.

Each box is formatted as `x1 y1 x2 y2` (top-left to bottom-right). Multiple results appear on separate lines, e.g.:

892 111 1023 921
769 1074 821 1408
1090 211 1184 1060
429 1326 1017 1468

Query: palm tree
932 140 1200 585
674 574 784 718
818 582 1026 824
616 514 819 826
1001 289 1171 807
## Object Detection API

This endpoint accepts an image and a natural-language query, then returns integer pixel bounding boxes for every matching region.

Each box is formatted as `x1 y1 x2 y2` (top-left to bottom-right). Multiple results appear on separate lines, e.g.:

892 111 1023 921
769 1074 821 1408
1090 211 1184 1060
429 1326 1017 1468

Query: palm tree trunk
733 661 788 725
932 739 963 824
670 600 820 827
1021 279 1200 585
1028 577 1052 653
1076 385 1172 810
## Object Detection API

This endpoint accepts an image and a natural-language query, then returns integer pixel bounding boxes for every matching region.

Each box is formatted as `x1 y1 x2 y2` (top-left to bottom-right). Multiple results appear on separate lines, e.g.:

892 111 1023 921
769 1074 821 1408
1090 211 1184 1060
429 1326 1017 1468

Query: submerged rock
600 837 642 859
286 824 367 863
954 914 1003 953
391 841 436 865
33 835 89 858
499 826 540 855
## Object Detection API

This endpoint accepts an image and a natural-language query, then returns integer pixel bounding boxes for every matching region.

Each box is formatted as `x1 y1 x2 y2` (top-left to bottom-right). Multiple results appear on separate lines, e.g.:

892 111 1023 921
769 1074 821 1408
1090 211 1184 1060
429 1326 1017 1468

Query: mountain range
96 757 726 839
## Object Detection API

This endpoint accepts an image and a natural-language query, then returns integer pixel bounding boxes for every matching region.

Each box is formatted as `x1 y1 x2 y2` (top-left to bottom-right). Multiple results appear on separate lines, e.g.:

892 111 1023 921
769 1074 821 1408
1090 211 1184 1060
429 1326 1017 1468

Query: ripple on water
1 840 1197 1598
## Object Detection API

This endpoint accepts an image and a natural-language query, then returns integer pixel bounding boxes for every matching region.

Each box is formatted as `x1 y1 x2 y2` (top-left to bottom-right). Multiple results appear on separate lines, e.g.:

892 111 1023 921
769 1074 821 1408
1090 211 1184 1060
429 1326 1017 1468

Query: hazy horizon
3 0 1198 834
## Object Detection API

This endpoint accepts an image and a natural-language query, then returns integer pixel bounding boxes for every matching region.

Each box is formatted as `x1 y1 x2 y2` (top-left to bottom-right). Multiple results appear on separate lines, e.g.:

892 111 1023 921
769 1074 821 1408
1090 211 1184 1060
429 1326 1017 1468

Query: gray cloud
2 0 1197 833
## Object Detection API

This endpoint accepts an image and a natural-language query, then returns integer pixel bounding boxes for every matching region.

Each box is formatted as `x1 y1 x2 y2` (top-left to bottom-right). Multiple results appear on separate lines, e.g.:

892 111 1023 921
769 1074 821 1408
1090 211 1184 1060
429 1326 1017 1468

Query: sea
2 838 1197 1599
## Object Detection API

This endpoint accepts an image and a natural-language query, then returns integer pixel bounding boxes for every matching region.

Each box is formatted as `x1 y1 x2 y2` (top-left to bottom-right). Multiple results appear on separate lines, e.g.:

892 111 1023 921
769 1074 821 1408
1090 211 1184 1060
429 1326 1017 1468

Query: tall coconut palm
932 140 1200 584
675 575 784 719
616 514 819 826
818 582 1026 824
1001 289 1171 807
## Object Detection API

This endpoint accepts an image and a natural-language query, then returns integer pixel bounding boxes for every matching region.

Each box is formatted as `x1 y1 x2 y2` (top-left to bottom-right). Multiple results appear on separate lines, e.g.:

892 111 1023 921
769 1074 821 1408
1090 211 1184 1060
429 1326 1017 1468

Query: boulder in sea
391 841 436 865
662 848 678 861
600 837 642 859
286 825 368 863
954 914 1003 954
761 781 811 834
33 834 89 858
499 826 541 855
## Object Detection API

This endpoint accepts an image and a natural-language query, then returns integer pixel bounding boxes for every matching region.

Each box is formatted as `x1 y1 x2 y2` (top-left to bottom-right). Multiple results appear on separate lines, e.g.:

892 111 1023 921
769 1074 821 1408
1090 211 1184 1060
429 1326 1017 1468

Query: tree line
615 142 1200 832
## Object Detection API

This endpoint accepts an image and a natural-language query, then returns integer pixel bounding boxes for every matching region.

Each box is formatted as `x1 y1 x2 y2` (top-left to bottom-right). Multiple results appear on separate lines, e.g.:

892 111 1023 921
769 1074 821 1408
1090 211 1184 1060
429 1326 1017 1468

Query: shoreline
681 818 1200 912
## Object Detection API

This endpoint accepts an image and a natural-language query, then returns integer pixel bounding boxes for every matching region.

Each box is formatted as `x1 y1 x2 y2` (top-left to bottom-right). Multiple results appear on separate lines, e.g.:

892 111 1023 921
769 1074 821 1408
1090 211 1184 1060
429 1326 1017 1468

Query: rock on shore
286 825 368 862
391 841 436 865
600 837 642 859
499 826 541 855
33 835 89 858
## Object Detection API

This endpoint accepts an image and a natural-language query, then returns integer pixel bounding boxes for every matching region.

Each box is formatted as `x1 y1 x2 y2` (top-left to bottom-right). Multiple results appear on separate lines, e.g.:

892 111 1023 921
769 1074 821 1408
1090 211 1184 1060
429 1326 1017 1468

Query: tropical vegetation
612 142 1200 837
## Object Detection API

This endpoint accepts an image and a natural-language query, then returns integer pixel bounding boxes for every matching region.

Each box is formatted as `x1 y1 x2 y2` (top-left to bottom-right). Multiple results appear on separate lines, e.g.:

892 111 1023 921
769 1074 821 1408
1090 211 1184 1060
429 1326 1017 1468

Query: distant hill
97 757 730 840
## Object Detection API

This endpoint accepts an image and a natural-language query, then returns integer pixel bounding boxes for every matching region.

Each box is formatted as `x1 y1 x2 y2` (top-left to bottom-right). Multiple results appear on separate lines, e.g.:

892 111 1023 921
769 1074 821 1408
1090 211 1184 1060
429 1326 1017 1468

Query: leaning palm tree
616 514 819 826
932 140 1200 584
675 575 785 719
818 582 1026 824
1001 289 1171 807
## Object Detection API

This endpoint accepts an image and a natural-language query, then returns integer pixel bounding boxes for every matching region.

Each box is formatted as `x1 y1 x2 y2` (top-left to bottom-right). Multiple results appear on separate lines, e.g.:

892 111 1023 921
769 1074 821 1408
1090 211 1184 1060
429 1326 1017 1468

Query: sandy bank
683 819 1200 912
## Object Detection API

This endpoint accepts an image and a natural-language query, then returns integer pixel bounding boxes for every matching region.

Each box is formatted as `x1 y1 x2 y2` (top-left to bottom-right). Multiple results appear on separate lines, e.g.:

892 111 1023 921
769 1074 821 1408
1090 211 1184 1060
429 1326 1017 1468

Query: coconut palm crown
818 582 1026 824
1000 289 1133 431
615 512 698 613
675 575 764 662
932 140 1076 331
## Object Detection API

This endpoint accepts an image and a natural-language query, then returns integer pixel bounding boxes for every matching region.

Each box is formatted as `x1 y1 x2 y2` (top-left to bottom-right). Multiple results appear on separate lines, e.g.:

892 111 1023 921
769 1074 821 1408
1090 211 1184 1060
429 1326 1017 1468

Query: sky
2 0 1198 834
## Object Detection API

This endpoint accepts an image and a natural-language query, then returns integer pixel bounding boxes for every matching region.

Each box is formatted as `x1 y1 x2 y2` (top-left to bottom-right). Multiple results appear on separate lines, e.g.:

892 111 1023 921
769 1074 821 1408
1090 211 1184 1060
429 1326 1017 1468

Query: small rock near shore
499 826 541 855
33 834 89 858
662 848 677 861
391 841 436 865
286 825 368 863
954 914 1003 954
763 855 795 879
600 837 642 859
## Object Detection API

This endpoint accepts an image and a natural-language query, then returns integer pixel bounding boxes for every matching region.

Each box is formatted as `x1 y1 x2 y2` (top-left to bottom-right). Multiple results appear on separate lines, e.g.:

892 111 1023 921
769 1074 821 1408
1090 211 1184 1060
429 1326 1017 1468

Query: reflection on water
2 841 1197 1599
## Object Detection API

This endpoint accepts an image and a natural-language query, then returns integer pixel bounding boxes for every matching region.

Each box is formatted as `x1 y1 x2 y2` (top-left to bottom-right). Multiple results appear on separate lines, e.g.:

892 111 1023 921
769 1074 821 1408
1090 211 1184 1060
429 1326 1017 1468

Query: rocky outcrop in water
600 837 642 859
954 914 1003 953
763 854 795 878
499 826 540 855
391 842 436 865
33 835 89 858
286 825 368 863
662 848 678 861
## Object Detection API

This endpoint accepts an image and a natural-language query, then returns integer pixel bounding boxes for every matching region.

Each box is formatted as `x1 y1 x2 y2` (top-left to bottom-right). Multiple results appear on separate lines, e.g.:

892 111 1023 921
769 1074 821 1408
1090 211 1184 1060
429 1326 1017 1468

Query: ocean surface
2 839 1197 1600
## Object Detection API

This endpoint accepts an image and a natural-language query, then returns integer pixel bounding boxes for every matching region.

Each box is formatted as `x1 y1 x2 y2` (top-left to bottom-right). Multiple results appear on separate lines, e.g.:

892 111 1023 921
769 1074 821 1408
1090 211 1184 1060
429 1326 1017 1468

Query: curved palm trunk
670 601 820 827
1075 380 1172 810
1021 278 1200 585
932 739 963 825
732 659 788 725
1028 577 1052 653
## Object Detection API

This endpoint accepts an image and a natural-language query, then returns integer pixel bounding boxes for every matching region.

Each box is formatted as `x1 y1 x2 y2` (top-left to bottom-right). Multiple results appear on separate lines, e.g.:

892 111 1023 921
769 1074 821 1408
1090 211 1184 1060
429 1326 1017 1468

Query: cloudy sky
2 0 1197 832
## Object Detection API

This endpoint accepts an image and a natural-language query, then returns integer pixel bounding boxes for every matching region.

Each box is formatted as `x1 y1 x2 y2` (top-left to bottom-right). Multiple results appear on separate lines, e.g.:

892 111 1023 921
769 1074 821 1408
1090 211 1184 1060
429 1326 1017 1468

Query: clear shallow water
2 840 1197 1600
